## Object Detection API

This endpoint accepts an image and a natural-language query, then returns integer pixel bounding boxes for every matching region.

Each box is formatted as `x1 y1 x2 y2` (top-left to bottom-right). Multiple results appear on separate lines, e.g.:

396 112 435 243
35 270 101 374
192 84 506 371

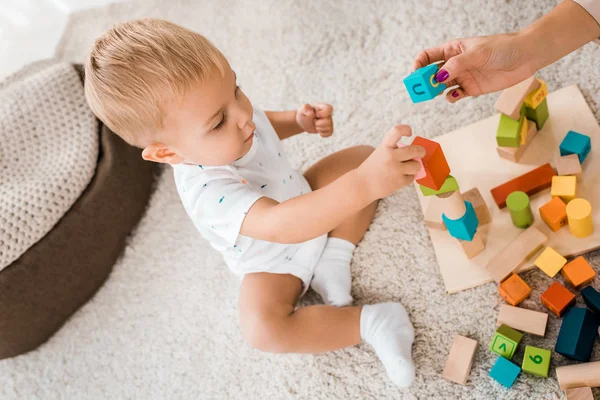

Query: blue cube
489 356 521 388
403 64 446 103
555 307 599 362
559 131 591 163
581 286 600 315
442 201 479 241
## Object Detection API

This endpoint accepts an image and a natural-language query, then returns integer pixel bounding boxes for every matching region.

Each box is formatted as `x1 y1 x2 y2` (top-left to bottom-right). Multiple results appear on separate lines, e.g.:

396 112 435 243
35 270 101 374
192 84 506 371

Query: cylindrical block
506 191 534 229
437 190 466 220
566 198 593 238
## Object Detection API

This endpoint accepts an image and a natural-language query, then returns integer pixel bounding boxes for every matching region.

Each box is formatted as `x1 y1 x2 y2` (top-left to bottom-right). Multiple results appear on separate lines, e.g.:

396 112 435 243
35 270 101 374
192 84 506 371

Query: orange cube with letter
412 136 451 191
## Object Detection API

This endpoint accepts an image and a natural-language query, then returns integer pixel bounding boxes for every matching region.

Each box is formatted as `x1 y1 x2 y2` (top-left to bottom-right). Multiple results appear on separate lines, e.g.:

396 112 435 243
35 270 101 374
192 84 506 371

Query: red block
413 137 451 191
490 163 556 209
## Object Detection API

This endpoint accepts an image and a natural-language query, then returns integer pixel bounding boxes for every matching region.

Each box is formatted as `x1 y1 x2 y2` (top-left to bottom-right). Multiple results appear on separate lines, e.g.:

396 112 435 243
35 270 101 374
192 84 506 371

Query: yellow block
520 118 529 145
524 79 548 109
551 176 577 203
566 198 594 238
534 247 567 277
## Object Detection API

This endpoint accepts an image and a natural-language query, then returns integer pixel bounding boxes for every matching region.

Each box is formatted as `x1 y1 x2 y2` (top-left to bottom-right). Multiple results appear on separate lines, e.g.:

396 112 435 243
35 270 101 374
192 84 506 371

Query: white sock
310 237 355 307
360 303 415 387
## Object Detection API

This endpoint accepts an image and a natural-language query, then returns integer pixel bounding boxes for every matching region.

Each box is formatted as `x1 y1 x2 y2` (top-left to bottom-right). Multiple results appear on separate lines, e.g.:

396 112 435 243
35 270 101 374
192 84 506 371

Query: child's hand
357 125 426 200
296 103 334 137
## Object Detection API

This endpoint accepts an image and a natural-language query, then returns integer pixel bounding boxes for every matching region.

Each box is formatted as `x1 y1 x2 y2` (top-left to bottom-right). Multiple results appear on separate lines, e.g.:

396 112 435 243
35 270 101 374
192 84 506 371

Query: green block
419 175 459 196
525 98 549 130
496 114 523 147
490 325 523 360
506 191 534 229
522 346 551 378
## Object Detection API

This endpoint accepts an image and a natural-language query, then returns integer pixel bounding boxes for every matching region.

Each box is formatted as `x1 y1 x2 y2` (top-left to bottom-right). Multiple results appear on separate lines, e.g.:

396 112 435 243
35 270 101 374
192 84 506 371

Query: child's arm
265 110 304 140
266 103 334 140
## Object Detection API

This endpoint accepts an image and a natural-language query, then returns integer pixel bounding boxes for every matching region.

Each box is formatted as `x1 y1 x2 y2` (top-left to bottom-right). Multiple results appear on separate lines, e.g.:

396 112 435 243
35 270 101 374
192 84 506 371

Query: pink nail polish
452 90 459 98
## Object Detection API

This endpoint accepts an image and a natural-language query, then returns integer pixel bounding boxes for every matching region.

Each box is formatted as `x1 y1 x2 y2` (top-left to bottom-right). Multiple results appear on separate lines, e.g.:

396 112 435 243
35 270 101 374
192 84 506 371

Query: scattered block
551 175 577 203
496 114 525 148
539 197 567 232
497 119 538 163
566 198 594 238
565 387 594 400
443 201 479 241
442 335 478 385
490 163 556 209
556 361 600 390
420 175 459 196
541 281 576 317
561 256 596 288
490 324 523 359
523 79 548 109
459 230 485 259
403 64 446 104
486 227 547 283
497 305 548 336
525 97 550 130
489 356 521 388
412 136 451 191
534 247 567 278
423 196 447 230
560 130 592 164
461 187 491 225
581 286 600 314
522 346 551 378
506 191 534 229
498 274 531 306
494 76 541 120
556 154 582 180
555 307 600 362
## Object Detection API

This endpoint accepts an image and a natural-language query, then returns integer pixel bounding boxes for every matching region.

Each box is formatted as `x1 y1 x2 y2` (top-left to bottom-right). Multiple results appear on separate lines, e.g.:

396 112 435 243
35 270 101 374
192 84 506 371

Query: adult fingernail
452 90 459 98
435 69 449 82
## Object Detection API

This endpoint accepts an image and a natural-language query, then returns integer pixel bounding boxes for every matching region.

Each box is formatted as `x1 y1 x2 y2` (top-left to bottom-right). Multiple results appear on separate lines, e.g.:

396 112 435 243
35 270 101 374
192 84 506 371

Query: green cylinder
506 191 534 228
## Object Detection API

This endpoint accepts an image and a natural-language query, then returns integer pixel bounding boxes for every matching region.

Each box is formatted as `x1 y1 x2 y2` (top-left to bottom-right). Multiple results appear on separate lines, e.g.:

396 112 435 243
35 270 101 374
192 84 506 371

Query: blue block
489 356 521 388
581 286 600 314
442 201 479 241
559 131 591 163
403 64 447 103
555 307 599 362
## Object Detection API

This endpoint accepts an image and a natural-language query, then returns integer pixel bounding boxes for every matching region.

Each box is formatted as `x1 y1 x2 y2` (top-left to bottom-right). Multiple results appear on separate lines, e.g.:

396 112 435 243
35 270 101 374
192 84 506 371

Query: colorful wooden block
496 114 525 148
525 97 549 130
555 307 600 362
419 175 459 196
490 163 556 209
523 79 548 109
494 76 541 120
437 190 466 219
497 305 548 336
497 119 538 163
442 201 479 241
561 256 596 288
534 247 567 278
459 230 485 259
489 356 521 388
551 175 577 203
556 154 582 181
490 324 523 359
486 227 548 283
519 118 528 145
498 274 531 306
442 335 478 385
522 346 551 378
581 286 600 314
461 187 491 225
565 387 594 400
412 136 451 191
560 130 592 164
541 281 576 317
556 361 600 390
539 197 567 232
506 191 534 228
423 195 447 230
566 198 594 238
403 64 446 104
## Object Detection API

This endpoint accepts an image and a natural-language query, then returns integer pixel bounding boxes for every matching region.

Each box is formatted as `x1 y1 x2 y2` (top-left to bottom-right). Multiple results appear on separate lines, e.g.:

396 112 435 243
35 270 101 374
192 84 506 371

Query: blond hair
84 18 228 147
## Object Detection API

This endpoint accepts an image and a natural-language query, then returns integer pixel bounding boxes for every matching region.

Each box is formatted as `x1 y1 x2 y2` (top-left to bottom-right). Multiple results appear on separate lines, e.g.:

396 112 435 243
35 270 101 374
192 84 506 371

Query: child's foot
310 237 355 307
360 302 415 387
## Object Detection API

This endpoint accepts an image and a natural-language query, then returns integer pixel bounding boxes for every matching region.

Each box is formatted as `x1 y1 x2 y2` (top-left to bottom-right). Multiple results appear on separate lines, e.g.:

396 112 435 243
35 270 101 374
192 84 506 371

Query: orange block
490 163 556 209
541 282 576 317
413 136 451 191
498 274 532 306
561 256 596 288
539 197 567 232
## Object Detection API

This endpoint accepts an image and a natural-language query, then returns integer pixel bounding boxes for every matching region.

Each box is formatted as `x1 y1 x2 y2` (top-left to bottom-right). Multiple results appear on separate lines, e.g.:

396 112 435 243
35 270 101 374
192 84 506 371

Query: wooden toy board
416 85 600 294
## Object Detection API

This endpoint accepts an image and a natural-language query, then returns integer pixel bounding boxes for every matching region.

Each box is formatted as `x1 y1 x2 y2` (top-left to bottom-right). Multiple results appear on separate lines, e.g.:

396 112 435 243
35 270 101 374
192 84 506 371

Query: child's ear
142 142 184 165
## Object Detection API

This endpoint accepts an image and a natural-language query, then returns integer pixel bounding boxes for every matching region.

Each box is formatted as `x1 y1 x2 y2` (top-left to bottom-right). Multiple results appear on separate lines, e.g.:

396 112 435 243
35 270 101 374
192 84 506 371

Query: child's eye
214 115 225 130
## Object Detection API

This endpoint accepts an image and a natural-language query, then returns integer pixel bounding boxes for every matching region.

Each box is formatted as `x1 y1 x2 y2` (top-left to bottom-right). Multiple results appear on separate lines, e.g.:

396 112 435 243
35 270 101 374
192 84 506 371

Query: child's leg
303 146 377 305
239 272 415 386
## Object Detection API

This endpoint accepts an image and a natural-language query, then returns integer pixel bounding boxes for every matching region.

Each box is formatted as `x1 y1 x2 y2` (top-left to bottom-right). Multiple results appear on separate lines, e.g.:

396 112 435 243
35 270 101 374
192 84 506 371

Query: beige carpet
2 0 599 398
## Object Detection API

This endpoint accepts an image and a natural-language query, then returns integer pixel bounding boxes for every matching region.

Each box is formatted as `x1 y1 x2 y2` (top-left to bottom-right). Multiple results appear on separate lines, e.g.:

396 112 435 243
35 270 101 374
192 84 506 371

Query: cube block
459 230 485 259
581 286 600 315
498 274 531 306
560 130 592 164
490 163 556 209
556 154 582 180
497 119 538 163
490 324 523 360
551 175 577 203
420 175 459 196
489 356 521 388
555 307 600 362
496 114 525 148
539 197 567 232
442 201 479 241
523 79 548 109
522 346 551 378
541 281 576 317
561 256 596 288
525 97 549 130
412 136 451 191
403 64 446 103
534 247 567 278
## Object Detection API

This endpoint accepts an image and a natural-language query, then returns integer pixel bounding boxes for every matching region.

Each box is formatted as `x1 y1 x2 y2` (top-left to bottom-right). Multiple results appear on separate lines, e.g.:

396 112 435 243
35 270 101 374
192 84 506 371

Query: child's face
143 64 255 166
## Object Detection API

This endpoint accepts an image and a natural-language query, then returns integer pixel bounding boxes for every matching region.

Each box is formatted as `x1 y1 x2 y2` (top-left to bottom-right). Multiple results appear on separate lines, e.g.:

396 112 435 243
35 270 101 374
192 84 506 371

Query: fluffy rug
1 0 599 398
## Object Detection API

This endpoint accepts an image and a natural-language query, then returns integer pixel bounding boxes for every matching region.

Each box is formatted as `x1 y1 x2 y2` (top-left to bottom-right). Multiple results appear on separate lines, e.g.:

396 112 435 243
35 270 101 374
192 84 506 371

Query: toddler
84 18 425 387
